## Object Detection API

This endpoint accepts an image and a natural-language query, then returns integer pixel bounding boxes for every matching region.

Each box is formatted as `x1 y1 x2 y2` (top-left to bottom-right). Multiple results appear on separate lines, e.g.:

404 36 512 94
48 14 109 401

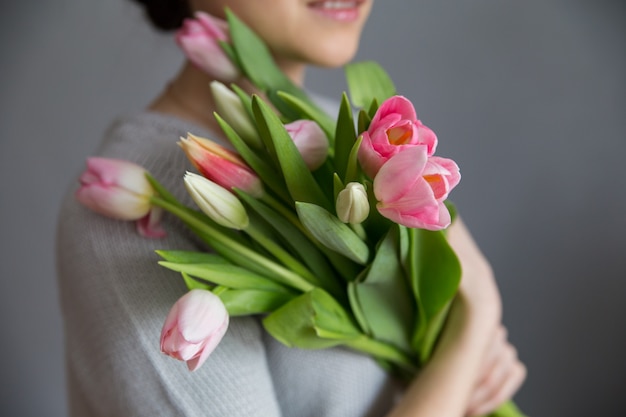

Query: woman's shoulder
95 111 210 168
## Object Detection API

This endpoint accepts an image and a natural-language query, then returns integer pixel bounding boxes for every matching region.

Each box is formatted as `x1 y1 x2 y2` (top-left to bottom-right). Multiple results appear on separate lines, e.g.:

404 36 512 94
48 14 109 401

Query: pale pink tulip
160 289 229 371
358 95 438 178
175 11 239 81
178 133 263 198
76 157 165 238
284 120 328 171
373 147 460 231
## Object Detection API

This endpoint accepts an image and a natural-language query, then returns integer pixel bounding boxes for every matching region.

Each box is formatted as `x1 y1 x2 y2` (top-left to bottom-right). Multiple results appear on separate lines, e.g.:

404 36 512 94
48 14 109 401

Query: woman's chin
306 42 361 68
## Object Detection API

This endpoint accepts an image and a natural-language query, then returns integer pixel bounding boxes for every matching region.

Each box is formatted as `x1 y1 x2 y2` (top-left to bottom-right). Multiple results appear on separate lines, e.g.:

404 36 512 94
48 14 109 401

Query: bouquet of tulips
76 10 524 417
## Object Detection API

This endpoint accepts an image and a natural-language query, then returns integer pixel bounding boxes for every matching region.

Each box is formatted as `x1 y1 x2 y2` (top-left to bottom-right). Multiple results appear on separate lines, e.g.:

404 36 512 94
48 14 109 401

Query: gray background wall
1 1 624 416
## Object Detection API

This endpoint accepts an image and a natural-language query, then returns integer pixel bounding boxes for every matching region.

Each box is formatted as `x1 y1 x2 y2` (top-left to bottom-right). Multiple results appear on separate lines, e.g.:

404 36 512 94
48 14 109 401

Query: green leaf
345 61 396 109
182 271 213 291
226 10 334 135
236 191 344 298
219 288 293 316
344 135 363 184
262 288 361 349
347 280 371 334
349 226 414 351
408 228 461 322
226 10 300 96
214 113 291 204
367 98 380 119
296 202 369 264
155 250 229 265
275 91 336 141
414 303 450 364
333 173 344 202
145 173 180 206
357 109 371 135
333 93 357 180
153 197 316 293
225 9 324 114
228 83 263 149
489 400 528 417
252 96 332 211
218 40 241 71
158 261 293 293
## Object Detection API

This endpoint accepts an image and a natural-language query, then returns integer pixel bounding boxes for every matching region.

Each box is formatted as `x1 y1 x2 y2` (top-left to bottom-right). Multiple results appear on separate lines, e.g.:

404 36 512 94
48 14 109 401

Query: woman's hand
465 326 527 416
447 218 527 416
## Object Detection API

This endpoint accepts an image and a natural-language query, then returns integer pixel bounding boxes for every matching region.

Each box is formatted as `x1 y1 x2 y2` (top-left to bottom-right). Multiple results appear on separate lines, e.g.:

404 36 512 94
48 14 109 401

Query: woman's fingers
469 360 527 416
465 329 526 417
476 326 507 381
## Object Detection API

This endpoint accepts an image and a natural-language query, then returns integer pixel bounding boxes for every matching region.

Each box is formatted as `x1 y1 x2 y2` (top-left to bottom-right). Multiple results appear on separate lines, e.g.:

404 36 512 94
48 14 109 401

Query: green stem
244 222 320 286
350 223 367 241
151 196 314 293
346 335 417 374
260 193 308 234
261 193 362 282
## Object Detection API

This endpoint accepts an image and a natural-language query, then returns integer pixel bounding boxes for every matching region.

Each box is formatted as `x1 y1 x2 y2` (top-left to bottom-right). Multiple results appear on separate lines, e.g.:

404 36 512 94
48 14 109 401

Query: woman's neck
149 60 306 135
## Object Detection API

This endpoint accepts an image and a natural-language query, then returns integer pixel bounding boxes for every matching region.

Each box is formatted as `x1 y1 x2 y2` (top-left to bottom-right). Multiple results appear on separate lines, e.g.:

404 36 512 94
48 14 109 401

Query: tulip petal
427 156 461 190
370 96 417 127
373 146 429 203
285 120 328 171
178 291 228 343
136 207 167 239
76 184 151 220
184 172 249 230
180 128 263 199
85 157 152 196
357 132 387 178
194 11 229 41
175 13 239 81
416 124 438 156
187 316 229 371
376 180 440 227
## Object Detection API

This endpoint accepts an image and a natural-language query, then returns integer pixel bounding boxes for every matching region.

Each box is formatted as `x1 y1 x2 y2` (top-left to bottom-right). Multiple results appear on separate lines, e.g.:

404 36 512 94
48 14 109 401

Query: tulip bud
210 81 260 148
76 157 165 238
179 133 263 198
160 289 229 371
336 182 370 224
284 120 328 171
184 171 249 230
176 12 239 82
75 157 155 220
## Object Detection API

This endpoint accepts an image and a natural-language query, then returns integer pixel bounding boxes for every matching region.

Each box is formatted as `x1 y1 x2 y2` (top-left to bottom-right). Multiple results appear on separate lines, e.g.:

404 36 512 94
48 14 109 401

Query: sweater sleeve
56 113 283 417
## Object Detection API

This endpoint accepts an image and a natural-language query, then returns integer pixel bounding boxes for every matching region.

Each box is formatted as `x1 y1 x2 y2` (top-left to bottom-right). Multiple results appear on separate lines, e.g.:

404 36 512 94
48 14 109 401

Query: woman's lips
307 1 365 22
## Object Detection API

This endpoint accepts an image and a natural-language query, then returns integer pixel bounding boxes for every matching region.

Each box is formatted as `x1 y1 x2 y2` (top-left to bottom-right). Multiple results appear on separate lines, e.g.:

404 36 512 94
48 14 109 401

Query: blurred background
1 0 624 416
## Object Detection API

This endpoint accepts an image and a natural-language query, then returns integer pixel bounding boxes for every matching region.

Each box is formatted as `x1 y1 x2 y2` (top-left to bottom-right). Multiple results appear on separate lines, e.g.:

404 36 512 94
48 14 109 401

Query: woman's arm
386 218 526 417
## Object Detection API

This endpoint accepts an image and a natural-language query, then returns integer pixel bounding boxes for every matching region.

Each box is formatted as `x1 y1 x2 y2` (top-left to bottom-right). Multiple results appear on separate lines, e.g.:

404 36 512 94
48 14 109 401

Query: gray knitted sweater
56 112 399 417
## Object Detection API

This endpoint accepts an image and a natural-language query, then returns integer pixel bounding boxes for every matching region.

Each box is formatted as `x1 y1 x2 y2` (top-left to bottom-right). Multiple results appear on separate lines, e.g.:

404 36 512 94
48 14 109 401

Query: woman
56 0 526 416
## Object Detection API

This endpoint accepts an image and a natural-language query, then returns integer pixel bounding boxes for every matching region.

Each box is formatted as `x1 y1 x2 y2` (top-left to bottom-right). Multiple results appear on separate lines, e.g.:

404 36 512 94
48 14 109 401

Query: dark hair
131 0 192 31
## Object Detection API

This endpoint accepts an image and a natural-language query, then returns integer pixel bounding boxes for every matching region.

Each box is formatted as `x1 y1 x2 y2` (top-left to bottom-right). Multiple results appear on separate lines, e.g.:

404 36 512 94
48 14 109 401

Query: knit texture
56 111 399 417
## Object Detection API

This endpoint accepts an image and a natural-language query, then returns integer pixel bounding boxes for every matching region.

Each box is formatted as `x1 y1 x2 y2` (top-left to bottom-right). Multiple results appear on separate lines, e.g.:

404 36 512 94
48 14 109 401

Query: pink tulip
178 133 263 198
358 96 438 178
160 289 229 371
373 147 460 231
284 120 329 171
76 157 166 237
175 11 239 81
